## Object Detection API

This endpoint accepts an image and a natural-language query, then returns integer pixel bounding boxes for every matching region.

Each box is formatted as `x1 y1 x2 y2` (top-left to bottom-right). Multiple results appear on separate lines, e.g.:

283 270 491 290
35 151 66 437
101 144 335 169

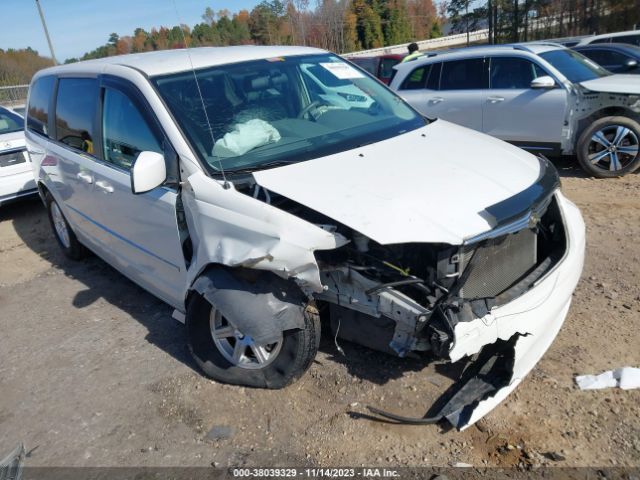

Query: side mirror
531 75 556 89
131 151 166 194
625 59 638 69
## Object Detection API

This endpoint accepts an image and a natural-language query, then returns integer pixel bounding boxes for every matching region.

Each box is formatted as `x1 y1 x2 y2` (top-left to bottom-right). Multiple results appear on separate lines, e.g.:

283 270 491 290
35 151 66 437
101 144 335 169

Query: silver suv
390 43 640 177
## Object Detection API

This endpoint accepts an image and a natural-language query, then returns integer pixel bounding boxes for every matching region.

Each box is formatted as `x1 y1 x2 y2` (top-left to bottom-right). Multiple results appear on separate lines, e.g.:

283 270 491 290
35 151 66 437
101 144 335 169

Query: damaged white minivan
27 46 585 430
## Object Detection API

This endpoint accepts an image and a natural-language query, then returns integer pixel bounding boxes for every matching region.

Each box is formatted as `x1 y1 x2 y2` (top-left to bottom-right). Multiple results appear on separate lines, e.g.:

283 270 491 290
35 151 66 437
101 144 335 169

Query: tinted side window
27 76 55 137
426 62 441 90
490 57 545 89
440 58 487 90
55 78 98 154
379 58 400 80
591 38 611 44
401 65 430 90
351 58 377 75
584 49 629 65
102 88 162 170
580 50 606 63
616 35 640 47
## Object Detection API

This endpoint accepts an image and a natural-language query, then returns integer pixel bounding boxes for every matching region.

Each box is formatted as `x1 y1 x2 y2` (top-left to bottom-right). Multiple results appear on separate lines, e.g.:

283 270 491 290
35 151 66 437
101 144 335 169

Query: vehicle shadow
552 155 590 179
5 198 196 373
318 325 468 386
7 199 456 388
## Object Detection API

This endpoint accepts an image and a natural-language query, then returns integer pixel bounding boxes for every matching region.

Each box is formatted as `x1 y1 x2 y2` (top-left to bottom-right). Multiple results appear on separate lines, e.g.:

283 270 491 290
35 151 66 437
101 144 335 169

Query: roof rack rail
514 41 565 49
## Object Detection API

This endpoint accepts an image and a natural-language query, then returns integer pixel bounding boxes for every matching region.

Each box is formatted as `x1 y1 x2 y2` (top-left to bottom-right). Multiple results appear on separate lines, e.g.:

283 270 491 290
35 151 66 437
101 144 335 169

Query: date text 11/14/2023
232 468 401 478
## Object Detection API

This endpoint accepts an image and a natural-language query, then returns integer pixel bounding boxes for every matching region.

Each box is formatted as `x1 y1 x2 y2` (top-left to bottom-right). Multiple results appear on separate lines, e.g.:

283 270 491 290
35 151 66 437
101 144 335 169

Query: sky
1 0 262 62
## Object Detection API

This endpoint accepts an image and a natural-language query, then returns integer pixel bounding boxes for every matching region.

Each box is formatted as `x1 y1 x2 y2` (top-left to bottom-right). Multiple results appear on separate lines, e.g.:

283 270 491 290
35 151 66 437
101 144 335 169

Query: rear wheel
577 116 640 178
186 293 320 389
45 192 86 260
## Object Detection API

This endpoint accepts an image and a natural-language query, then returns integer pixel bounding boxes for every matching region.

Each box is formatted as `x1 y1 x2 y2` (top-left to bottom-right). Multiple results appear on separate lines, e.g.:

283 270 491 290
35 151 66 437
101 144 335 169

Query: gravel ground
0 159 639 469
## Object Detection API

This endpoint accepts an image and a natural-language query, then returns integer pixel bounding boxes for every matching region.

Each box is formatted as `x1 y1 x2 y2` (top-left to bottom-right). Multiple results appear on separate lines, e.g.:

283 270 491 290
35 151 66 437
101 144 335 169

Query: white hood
253 120 542 246
579 74 640 95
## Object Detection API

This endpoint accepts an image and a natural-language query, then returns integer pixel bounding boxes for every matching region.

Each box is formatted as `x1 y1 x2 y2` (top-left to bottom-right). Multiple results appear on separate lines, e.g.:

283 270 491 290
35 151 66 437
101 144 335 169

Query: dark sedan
573 43 640 74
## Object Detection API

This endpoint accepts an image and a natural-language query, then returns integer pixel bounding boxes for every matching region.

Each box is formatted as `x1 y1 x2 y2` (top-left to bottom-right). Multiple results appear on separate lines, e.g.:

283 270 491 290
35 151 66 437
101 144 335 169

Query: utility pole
466 0 470 46
35 0 58 65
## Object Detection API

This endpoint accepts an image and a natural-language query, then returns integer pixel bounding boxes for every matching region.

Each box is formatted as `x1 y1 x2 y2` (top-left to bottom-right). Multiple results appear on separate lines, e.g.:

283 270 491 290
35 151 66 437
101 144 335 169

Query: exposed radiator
459 227 537 299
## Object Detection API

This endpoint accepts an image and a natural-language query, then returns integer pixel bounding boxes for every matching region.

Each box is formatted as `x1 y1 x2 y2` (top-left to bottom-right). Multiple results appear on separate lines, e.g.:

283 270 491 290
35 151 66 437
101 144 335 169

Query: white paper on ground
213 119 281 158
575 367 640 390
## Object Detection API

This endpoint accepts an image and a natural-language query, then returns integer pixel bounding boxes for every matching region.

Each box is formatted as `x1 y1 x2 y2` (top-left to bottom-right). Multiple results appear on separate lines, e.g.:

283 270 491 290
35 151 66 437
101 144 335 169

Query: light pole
35 0 58 65
466 0 470 46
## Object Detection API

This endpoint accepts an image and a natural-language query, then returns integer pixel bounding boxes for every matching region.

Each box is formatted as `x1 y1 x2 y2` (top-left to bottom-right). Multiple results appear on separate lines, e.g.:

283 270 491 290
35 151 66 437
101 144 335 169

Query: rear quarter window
27 76 55 137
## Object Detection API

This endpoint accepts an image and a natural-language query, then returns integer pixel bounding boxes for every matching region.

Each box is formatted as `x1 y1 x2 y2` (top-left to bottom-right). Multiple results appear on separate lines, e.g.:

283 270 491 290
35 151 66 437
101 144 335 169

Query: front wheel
576 116 640 178
186 293 320 389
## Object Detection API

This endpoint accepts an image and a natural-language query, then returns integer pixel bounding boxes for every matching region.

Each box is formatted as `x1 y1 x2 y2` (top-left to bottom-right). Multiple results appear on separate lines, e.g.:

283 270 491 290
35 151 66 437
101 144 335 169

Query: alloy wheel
51 202 71 249
209 310 282 370
588 125 639 172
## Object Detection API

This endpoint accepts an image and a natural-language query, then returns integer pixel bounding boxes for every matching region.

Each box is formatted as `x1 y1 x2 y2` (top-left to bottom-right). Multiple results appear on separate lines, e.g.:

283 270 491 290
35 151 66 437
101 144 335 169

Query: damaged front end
238 156 584 430
311 179 574 428
183 138 585 429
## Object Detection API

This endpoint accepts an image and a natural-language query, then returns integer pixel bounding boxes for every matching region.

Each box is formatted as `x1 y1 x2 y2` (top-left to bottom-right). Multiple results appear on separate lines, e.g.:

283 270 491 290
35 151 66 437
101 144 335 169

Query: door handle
77 171 93 184
487 96 505 103
429 97 444 104
27 149 44 155
95 180 114 193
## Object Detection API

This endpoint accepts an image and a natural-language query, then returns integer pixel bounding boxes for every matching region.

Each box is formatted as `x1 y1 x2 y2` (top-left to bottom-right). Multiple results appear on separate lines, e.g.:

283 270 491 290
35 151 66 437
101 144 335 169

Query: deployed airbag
213 119 281 157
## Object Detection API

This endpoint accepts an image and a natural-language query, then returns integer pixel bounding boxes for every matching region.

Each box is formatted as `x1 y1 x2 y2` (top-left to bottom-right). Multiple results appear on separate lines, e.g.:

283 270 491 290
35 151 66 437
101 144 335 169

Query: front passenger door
90 80 186 308
483 56 568 149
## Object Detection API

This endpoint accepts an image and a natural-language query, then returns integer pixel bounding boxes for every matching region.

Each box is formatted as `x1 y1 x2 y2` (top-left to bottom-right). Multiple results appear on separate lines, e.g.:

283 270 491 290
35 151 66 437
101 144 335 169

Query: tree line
0 47 53 86
448 0 640 43
65 0 442 63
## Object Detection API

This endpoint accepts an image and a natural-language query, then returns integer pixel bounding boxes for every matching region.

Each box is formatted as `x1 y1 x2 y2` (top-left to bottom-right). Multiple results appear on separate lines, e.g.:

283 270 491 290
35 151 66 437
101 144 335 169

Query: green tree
352 0 384 49
382 0 413 44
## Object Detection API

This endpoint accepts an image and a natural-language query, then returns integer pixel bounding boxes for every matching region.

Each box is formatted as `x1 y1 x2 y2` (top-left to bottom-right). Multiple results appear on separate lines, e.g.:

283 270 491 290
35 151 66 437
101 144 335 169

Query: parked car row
1 28 636 431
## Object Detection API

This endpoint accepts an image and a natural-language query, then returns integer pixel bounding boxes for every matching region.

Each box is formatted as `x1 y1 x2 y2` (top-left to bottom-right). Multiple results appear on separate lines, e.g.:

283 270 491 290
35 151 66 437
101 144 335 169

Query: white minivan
27 46 585 429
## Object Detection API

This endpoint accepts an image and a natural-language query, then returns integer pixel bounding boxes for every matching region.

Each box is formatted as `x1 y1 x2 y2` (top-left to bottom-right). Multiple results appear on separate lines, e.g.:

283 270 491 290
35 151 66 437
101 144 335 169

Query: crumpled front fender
191 267 308 345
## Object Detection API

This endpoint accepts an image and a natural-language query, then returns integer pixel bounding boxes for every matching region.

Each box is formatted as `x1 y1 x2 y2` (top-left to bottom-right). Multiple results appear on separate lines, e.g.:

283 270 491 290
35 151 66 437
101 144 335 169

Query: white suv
391 43 640 177
575 29 640 47
27 46 585 429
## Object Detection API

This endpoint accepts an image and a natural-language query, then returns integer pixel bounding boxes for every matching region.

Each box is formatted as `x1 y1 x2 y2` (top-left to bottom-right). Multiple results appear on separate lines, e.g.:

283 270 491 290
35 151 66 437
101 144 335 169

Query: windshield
153 54 424 174
539 49 611 83
0 107 24 135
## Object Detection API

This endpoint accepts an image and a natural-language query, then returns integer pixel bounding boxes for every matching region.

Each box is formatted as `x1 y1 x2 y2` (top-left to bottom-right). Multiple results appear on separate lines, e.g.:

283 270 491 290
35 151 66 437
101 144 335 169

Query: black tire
577 116 640 178
186 293 320 389
45 192 86 260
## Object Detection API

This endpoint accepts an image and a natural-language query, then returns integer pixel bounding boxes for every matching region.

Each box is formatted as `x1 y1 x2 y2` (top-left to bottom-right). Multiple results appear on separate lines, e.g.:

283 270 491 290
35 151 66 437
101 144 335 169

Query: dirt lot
1 159 639 470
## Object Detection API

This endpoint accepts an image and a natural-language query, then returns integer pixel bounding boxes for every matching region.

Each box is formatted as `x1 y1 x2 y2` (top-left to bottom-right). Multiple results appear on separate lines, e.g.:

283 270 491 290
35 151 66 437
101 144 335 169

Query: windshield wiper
225 159 301 175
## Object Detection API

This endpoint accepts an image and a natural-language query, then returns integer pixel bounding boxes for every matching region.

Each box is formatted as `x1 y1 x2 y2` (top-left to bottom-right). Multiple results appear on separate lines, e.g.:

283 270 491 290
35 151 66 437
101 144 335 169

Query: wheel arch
186 264 312 345
37 181 50 204
575 107 640 146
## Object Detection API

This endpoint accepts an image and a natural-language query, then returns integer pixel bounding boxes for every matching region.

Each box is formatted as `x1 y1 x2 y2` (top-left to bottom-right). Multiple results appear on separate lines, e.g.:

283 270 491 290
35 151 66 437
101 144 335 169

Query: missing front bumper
369 192 585 430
